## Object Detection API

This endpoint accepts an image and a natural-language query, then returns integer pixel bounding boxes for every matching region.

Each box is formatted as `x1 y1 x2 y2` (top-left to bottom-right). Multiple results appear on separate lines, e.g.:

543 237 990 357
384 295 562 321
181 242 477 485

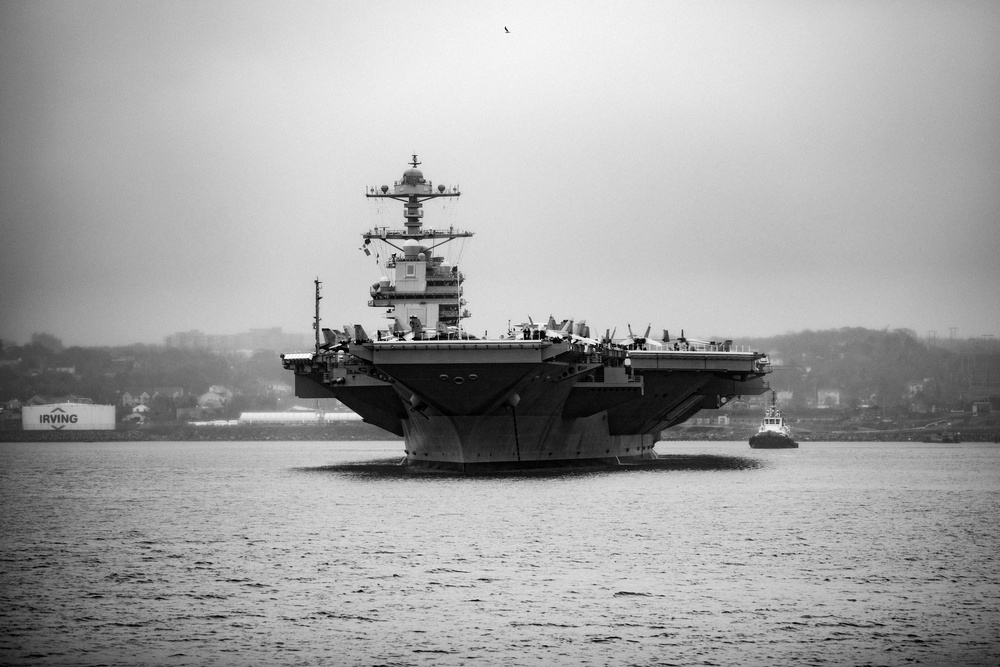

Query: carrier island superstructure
282 158 771 471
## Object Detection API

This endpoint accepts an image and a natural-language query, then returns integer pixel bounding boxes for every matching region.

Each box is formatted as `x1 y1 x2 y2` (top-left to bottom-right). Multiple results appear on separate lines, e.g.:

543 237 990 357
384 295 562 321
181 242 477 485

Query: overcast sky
2 1 998 348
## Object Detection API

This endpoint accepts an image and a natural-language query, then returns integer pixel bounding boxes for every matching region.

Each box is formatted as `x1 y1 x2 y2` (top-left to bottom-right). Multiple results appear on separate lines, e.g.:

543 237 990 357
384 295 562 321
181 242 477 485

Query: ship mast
365 157 472 338
313 277 322 355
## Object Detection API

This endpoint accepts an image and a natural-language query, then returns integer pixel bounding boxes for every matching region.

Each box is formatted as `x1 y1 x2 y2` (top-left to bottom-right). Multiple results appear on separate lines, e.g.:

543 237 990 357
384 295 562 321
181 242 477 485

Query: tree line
0 334 288 413
2 328 998 414
741 327 999 410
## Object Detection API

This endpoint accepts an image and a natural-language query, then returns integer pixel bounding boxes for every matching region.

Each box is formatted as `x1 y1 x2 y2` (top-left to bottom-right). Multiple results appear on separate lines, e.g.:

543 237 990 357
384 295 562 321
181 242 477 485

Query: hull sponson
612 371 767 433
606 371 713 435
295 373 406 436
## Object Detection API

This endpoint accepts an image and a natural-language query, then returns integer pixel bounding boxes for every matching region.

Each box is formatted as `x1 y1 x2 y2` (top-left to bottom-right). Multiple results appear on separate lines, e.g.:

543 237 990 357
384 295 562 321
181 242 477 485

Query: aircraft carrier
282 157 771 471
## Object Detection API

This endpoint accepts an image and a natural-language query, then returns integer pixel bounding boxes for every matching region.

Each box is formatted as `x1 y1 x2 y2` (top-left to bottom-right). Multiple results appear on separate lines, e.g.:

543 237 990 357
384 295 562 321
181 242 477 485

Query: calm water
1 440 998 666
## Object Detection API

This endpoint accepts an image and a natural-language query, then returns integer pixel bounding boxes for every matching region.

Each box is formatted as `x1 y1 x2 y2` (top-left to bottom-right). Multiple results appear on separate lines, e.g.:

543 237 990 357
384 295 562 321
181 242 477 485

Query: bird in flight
504 26 510 33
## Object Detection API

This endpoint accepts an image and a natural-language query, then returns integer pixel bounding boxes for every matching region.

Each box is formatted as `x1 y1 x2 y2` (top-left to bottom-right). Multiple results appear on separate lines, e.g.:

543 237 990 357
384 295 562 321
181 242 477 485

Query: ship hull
284 340 770 471
401 412 657 472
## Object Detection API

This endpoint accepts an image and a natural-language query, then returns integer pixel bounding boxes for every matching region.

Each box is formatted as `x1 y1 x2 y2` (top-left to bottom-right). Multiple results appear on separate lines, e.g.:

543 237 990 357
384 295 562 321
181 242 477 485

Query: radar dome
402 239 421 258
403 168 424 186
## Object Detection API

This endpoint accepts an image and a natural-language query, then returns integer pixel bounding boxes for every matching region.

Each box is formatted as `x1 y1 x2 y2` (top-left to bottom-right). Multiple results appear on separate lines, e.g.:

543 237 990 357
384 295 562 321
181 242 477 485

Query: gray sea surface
1 440 998 666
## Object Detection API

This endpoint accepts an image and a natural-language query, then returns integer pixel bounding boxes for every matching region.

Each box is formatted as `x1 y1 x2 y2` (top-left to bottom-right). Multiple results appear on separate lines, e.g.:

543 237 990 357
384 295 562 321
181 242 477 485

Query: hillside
740 327 999 411
2 329 998 430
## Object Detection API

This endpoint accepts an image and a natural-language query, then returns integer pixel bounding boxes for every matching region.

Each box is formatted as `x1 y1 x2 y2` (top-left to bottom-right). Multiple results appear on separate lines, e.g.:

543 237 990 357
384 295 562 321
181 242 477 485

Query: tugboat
282 157 773 471
749 390 798 448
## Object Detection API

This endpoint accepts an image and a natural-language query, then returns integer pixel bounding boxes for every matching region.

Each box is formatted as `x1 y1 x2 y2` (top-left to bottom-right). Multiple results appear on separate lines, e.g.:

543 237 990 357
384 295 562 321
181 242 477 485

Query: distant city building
164 327 308 352
276 396 345 412
197 391 227 410
163 330 209 349
121 387 184 407
126 404 151 425
725 398 751 412
121 391 151 407
208 385 233 402
816 389 841 408
25 394 93 406
154 387 185 400
262 382 293 396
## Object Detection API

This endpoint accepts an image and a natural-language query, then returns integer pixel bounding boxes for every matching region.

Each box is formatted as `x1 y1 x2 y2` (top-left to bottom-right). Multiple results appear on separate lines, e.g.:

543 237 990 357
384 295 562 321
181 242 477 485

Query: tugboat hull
749 431 798 448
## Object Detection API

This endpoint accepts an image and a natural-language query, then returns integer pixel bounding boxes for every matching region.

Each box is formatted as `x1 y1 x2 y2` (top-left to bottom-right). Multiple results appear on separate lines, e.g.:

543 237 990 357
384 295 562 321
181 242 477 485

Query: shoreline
0 422 396 443
660 426 999 443
2 424 997 443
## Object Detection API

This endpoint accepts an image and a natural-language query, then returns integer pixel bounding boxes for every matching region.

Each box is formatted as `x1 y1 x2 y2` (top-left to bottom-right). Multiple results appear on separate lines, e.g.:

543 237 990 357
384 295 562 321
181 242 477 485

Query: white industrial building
237 412 362 426
22 403 116 431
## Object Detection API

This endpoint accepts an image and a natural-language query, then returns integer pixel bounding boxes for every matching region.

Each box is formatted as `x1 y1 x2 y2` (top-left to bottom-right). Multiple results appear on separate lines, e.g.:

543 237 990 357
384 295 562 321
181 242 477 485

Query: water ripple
1 440 997 666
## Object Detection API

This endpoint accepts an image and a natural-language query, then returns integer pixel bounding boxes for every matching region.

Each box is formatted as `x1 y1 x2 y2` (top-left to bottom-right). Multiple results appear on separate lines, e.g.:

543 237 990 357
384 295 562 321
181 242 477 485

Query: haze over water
2 440 998 665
